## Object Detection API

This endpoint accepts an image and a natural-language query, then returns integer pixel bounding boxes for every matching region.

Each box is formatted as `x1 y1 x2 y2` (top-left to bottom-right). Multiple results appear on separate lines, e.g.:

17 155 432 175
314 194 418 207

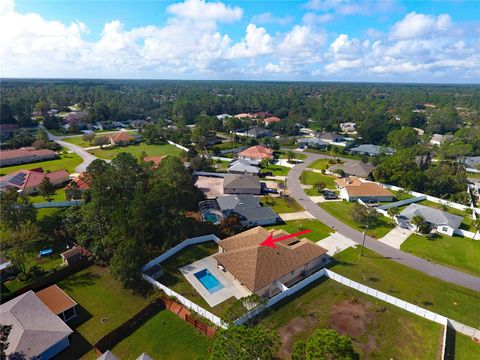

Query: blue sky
1 0 479 82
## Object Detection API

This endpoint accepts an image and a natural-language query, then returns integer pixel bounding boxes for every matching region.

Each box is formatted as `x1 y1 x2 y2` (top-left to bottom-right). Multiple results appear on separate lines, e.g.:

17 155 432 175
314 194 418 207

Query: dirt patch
329 299 370 338
277 314 318 359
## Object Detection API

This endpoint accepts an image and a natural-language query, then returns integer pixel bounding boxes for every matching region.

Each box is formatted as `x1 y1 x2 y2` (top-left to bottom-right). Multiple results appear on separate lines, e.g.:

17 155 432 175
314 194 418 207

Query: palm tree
286 151 295 163
473 219 480 240
387 207 400 219
411 215 425 232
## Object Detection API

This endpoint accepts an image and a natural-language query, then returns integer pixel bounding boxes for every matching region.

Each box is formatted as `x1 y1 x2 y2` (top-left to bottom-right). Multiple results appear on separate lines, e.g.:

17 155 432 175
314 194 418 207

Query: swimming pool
194 269 224 293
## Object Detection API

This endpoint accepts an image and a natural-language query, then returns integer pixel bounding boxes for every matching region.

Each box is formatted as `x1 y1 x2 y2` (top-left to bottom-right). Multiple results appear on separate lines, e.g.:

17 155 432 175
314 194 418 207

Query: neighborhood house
223 174 261 195
238 145 274 161
335 177 394 202
216 195 279 227
349 144 394 157
228 159 260 175
327 161 374 179
0 147 56 167
36 285 78 322
0 168 69 194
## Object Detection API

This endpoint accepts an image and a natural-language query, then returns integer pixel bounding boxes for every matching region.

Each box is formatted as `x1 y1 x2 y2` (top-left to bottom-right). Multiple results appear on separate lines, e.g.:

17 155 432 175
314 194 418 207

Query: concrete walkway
278 211 315 221
44 127 98 173
317 232 357 256
286 150 480 292
378 226 413 249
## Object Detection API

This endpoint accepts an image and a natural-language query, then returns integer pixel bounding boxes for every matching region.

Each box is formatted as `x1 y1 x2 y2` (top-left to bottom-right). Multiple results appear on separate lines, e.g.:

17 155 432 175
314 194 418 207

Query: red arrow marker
259 229 312 248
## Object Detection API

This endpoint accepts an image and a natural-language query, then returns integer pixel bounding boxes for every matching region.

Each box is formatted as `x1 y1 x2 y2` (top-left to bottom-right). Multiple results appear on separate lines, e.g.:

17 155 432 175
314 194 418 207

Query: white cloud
302 12 334 25
166 0 242 23
305 0 400 16
390 12 452 39
251 12 293 26
227 24 273 58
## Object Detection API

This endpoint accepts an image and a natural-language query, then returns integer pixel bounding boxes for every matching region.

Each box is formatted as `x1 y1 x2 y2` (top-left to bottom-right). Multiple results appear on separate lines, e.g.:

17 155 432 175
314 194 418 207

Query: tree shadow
59 271 101 291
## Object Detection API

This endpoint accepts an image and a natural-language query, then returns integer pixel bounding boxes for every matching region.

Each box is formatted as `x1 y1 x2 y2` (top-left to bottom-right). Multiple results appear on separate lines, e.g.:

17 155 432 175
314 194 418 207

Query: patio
179 254 250 307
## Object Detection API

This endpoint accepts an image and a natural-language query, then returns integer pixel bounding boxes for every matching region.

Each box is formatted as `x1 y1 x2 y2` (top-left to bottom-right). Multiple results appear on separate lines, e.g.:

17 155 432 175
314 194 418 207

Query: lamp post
358 225 368 261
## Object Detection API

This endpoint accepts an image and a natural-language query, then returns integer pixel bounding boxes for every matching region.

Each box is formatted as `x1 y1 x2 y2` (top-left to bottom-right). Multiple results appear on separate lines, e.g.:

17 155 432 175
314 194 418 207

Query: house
64 111 88 124
60 246 85 266
399 203 463 236
228 159 260 175
217 114 233 121
0 168 69 195
130 119 150 129
235 113 253 119
263 116 281 126
233 127 272 138
317 131 345 144
0 147 56 167
0 291 73 359
327 162 374 178
335 177 394 202
36 285 78 322
216 195 279 227
252 111 270 118
349 144 394 156
223 174 261 195
238 145 274 161
65 172 91 199
214 227 328 297
462 156 480 172
297 137 329 149
97 351 153 360
430 134 453 146
144 155 166 167
0 123 18 140
340 122 356 133
109 132 136 146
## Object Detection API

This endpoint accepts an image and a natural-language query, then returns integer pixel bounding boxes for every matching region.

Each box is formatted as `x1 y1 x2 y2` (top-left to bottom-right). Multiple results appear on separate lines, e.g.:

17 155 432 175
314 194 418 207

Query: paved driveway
378 226 413 249
286 150 480 292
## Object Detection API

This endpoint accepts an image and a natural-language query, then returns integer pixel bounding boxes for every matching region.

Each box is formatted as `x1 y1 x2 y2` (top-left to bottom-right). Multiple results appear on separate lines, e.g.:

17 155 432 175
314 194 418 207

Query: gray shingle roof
235 206 279 222
350 144 394 156
216 195 260 211
97 351 120 360
223 174 260 191
400 204 463 229
464 156 480 168
297 137 329 146
328 162 374 178
1 291 73 358
228 162 260 174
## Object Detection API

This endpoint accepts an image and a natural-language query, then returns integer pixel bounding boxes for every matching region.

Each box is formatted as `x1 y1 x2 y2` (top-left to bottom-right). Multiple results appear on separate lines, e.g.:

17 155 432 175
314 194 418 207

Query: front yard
401 233 480 276
88 142 185 160
111 310 213 360
300 170 337 189
331 247 480 328
267 219 333 242
262 163 290 176
0 152 82 176
308 158 335 170
319 201 396 239
260 196 303 213
62 131 136 148
259 278 443 359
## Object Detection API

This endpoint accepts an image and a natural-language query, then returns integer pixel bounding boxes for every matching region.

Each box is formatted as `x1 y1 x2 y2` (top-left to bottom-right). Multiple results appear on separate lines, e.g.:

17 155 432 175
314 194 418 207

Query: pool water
204 213 218 223
194 269 224 293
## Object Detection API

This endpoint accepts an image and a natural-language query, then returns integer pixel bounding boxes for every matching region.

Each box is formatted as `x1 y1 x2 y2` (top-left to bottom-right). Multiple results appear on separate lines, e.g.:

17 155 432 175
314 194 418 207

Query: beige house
0 147 55 167
335 177 394 202
214 227 328 298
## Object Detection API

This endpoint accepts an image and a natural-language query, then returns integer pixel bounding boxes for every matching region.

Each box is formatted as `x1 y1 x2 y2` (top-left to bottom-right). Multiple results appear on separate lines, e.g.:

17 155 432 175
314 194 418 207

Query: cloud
166 0 242 23
302 12 334 25
390 12 452 39
251 12 293 26
227 24 273 58
304 0 400 16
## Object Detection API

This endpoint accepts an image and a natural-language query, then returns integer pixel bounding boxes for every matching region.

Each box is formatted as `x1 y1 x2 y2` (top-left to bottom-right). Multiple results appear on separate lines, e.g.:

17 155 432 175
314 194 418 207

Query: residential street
44 127 98 173
286 151 480 292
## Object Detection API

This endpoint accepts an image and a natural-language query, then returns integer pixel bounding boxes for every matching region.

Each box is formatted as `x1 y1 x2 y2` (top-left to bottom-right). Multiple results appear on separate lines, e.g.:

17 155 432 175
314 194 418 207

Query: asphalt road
287 151 480 292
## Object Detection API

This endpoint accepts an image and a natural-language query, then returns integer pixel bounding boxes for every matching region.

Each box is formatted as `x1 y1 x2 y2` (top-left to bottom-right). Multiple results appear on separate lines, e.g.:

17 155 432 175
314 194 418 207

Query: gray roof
297 137 329 146
223 174 260 191
245 127 271 137
97 351 120 360
350 144 394 156
235 206 278 222
1 291 73 358
230 158 260 167
400 204 463 229
216 195 260 211
136 353 154 360
317 131 344 142
328 162 374 178
464 156 480 168
228 162 260 174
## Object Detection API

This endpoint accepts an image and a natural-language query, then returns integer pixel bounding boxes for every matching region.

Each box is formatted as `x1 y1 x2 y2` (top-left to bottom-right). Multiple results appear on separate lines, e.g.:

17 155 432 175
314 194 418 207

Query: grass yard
401 233 480 276
300 170 337 189
331 247 480 328
29 187 67 203
88 142 185 160
111 310 213 360
262 164 290 176
0 152 82 176
56 266 151 359
305 148 363 161
308 158 337 170
279 151 308 161
63 131 136 148
416 200 475 232
260 196 303 213
455 333 480 360
214 140 241 151
267 219 333 242
259 278 442 360
319 201 395 238
156 242 237 316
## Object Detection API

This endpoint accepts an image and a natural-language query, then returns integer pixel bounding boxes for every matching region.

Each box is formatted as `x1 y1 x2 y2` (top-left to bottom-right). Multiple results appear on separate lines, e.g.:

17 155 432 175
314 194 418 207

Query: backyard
319 201 396 239
111 310 213 360
401 233 480 276
260 196 303 213
88 142 185 160
29 187 67 203
156 241 237 316
0 152 82 176
455 333 480 360
259 277 443 359
330 247 480 328
56 266 152 359
267 219 333 242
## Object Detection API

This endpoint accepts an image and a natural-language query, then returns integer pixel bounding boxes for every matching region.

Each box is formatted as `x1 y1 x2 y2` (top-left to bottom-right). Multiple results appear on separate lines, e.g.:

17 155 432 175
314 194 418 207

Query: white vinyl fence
378 196 426 210
33 200 84 208
167 140 189 152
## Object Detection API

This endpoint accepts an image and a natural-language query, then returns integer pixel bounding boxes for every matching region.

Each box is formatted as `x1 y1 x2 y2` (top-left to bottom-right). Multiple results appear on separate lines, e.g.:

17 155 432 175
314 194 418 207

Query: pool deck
179 254 251 307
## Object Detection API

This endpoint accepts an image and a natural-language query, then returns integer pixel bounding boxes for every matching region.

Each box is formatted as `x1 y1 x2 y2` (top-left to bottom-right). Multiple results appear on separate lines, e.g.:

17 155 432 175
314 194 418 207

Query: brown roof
0 169 69 192
36 285 77 315
214 227 327 292
144 156 166 167
335 177 393 197
0 148 55 161
238 145 274 160
61 246 83 260
264 116 281 124
109 132 134 143
68 172 91 190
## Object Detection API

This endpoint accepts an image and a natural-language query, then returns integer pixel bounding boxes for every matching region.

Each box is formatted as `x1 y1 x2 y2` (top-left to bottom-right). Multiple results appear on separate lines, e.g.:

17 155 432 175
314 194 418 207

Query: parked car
322 190 338 200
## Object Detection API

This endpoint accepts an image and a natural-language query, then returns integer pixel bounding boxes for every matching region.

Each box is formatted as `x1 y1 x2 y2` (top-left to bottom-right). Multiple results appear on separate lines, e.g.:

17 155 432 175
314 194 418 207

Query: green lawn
111 310 213 360
214 141 241 151
308 159 337 170
88 142 185 160
455 333 480 360
279 151 307 161
56 266 151 359
157 242 237 316
267 219 333 242
0 152 82 175
29 187 67 203
331 247 480 328
319 201 396 238
262 164 290 176
63 131 136 148
401 233 480 276
300 170 337 189
260 196 303 213
305 148 363 160
259 278 442 360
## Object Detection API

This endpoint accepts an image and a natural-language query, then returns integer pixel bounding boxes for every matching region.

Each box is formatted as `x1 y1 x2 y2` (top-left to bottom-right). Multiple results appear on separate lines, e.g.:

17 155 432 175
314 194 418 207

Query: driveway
286 150 480 292
317 232 357 256
378 226 413 249
44 127 98 173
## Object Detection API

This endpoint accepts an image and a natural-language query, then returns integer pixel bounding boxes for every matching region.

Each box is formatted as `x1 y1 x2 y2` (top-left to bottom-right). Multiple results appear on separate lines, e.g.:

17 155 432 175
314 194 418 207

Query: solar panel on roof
9 172 26 186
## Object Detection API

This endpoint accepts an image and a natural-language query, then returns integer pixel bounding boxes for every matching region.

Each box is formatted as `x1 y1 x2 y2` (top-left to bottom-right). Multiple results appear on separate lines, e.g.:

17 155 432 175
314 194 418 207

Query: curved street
286 151 480 292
